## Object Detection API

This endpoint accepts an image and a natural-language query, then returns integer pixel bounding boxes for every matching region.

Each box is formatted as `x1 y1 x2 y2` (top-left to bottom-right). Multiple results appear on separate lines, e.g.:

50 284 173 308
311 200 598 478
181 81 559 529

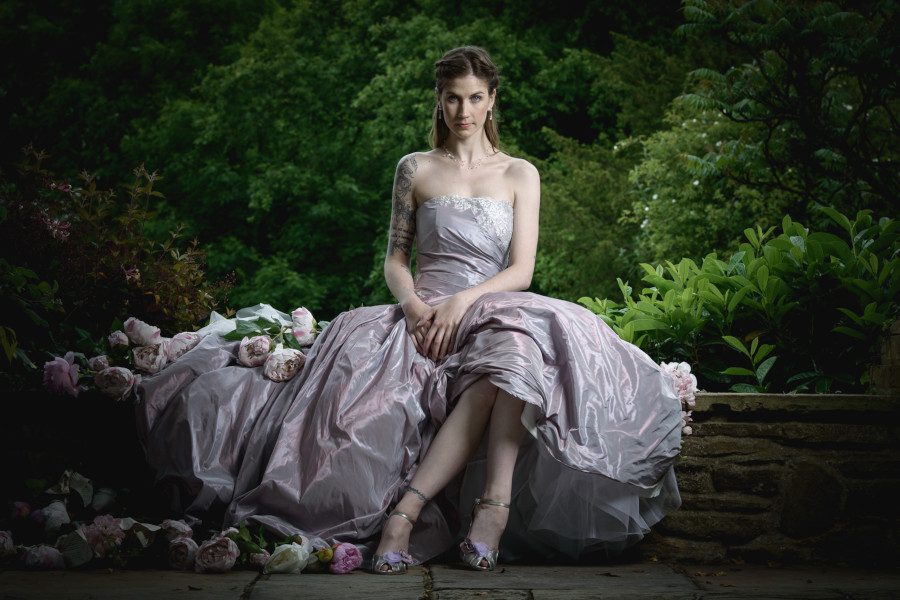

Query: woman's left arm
420 160 541 359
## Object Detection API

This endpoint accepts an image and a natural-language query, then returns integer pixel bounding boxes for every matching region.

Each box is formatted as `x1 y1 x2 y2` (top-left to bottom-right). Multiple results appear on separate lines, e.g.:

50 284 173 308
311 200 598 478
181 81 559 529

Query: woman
135 46 683 573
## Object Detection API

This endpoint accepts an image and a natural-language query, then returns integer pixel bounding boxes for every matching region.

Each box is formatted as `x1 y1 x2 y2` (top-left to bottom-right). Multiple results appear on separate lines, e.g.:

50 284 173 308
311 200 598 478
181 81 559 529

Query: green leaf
721 367 756 377
833 326 867 340
722 335 749 357
755 356 777 383
729 383 760 393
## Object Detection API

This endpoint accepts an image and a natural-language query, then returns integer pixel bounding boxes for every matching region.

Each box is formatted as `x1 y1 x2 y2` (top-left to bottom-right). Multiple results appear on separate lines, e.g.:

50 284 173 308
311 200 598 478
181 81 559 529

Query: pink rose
0 531 13 557
133 343 168 374
94 367 136 400
161 519 193 542
169 537 199 570
80 514 125 558
43 352 80 397
238 335 271 367
123 317 161 346
24 545 65 569
290 307 317 346
328 542 362 574
249 550 270 568
87 355 110 372
194 537 239 573
108 330 129 350
166 332 201 361
263 344 305 382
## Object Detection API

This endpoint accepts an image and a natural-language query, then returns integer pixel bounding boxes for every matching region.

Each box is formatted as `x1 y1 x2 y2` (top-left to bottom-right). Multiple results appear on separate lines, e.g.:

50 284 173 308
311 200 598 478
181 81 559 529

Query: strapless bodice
414 195 514 300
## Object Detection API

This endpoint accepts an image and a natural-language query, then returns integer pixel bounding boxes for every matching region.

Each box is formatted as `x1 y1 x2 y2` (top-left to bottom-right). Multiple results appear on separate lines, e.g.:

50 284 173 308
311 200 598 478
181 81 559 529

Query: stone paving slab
0 569 255 599
249 567 426 600
430 563 695 597
685 564 900 599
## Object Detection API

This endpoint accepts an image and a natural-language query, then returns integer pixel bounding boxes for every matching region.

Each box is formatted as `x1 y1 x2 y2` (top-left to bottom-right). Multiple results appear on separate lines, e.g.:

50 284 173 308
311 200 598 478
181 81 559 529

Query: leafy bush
0 146 230 387
579 206 898 393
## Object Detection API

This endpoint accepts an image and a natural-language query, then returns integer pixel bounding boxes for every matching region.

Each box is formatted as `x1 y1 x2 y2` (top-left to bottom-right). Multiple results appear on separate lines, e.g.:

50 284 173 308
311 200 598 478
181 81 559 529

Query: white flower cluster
660 361 698 436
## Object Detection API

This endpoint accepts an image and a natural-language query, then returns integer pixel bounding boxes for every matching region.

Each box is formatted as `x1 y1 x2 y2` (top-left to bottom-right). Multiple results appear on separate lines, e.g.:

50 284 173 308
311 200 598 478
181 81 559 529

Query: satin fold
136 195 682 561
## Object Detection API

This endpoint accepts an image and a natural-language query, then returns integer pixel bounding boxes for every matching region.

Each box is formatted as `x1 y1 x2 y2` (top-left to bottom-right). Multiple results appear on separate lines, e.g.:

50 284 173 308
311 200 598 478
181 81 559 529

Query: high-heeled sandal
371 510 417 574
371 486 430 574
459 497 510 571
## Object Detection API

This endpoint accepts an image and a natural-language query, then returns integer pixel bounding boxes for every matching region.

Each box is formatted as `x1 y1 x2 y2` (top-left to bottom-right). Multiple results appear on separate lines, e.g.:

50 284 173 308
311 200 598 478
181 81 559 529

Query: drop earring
437 105 443 120
488 109 493 121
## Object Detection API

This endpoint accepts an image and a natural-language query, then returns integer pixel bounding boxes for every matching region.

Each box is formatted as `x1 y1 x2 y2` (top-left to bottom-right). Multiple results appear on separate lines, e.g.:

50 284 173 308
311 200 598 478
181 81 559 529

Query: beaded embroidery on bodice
421 195 514 248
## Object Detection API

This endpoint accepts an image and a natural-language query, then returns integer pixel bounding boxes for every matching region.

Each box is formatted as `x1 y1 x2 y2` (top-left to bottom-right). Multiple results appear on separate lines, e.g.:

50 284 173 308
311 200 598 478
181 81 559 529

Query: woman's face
438 74 495 142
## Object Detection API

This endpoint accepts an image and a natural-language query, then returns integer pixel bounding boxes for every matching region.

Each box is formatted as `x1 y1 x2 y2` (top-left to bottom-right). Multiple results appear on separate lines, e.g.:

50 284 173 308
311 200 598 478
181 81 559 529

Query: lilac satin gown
135 194 683 562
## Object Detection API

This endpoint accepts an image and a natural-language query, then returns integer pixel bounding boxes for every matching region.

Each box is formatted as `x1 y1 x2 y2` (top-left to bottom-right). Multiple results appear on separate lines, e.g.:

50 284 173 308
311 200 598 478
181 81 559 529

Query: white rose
194 537 239 573
123 317 162 346
161 519 193 542
169 537 199 570
94 367 136 400
263 542 309 574
263 344 305 382
238 335 271 367
87 355 110 372
42 500 70 533
290 307 317 346
133 343 168 374
108 330 129 350
167 332 202 361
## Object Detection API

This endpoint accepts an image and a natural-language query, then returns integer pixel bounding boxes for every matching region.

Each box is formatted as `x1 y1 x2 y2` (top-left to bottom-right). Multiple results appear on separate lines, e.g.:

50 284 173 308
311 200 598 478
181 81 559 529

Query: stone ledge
693 392 900 414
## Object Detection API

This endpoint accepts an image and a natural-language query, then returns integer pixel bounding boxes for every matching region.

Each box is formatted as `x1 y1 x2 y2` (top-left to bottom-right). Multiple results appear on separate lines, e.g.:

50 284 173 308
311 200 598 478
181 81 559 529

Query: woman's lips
456 123 472 129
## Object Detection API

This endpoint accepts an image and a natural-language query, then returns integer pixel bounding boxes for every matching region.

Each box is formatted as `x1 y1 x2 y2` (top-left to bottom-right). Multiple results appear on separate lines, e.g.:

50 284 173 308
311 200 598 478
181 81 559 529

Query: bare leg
466 389 526 567
374 376 498 568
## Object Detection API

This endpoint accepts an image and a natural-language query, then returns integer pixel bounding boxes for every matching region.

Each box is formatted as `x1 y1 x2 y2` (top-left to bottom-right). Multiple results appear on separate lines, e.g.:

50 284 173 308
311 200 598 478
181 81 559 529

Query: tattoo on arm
388 156 418 256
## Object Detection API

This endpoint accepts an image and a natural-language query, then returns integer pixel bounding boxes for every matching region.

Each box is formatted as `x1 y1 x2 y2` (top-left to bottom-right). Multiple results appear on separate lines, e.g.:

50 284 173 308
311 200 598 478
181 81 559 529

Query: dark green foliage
580 207 899 392
0 147 229 387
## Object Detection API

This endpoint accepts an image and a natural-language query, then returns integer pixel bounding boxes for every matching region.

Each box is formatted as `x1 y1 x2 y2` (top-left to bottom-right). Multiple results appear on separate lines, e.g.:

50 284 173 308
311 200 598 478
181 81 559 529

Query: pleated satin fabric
135 195 682 562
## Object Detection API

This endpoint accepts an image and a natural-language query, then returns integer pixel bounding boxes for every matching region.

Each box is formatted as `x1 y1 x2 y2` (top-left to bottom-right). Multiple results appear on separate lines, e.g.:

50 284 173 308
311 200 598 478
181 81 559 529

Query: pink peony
133 343 168 374
160 519 193 542
11 501 31 519
328 542 362 574
43 352 80 397
194 537 239 573
80 514 125 558
0 531 13 557
123 317 161 346
87 355 110 372
94 367 136 400
168 537 199 570
290 307 317 346
108 330 129 350
249 550 270 568
166 332 201 361
263 344 305 382
238 335 271 367
24 545 65 569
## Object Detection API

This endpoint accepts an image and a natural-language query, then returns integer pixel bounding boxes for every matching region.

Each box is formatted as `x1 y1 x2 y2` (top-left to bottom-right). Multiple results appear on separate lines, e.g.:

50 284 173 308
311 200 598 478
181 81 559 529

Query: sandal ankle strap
388 510 416 526
475 497 511 509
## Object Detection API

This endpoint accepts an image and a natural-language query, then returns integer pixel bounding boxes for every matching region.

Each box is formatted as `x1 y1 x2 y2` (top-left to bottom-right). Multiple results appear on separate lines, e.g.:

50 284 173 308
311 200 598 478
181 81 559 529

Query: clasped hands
404 293 473 361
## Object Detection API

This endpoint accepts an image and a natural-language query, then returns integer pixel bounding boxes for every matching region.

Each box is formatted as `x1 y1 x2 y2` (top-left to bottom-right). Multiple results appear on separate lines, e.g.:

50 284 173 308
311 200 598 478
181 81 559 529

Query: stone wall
637 392 900 566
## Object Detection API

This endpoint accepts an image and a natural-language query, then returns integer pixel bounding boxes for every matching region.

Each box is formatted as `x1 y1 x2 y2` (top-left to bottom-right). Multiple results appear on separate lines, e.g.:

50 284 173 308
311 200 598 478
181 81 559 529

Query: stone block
636 531 727 563
673 461 714 494
828 454 900 479
693 392 900 414
252 570 425 600
870 364 900 394
683 435 786 460
710 463 782 496
681 491 772 513
697 422 899 446
727 531 815 564
656 510 773 544
843 479 900 518
779 459 846 539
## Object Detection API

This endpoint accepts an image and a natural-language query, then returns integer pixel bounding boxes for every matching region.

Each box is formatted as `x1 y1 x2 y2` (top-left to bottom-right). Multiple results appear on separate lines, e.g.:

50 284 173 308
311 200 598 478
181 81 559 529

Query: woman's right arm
383 154 431 353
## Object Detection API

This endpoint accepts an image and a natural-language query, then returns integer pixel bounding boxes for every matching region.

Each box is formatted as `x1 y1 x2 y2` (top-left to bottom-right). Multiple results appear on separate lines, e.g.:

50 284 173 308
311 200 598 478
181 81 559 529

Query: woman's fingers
428 327 446 360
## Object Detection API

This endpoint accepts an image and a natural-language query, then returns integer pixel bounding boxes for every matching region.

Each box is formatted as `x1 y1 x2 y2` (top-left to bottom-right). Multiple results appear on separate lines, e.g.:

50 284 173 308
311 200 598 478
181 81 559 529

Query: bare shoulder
500 155 540 206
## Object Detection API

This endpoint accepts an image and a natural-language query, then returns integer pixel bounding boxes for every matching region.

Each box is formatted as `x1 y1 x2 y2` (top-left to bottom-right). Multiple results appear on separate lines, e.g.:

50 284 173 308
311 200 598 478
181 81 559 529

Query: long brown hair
429 46 500 151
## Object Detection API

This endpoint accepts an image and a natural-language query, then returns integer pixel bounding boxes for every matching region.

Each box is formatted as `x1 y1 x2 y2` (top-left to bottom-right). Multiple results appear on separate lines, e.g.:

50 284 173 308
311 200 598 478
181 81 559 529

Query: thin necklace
441 146 499 171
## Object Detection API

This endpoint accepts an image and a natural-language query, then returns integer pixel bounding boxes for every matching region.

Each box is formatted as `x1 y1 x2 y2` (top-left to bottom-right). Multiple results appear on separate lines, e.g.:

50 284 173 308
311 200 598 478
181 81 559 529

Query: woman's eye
472 95 482 102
